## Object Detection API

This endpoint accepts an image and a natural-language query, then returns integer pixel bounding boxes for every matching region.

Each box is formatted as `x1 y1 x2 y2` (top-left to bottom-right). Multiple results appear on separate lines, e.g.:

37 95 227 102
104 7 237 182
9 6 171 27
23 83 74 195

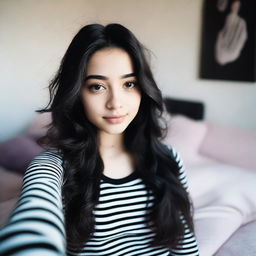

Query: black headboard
164 97 205 120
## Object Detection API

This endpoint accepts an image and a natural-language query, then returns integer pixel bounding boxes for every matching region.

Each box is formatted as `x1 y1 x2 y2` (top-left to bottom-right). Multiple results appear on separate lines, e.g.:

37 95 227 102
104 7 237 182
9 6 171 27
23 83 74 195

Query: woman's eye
88 84 105 92
124 81 137 89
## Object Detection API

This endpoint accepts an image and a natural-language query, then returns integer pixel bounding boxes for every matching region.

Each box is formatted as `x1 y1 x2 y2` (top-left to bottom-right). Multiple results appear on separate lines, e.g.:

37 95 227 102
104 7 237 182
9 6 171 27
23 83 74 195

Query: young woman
0 24 199 256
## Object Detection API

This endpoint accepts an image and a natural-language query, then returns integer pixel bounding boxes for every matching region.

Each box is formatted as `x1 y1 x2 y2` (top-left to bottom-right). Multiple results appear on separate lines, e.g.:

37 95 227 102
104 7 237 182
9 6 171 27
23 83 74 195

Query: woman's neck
98 132 134 179
98 132 125 156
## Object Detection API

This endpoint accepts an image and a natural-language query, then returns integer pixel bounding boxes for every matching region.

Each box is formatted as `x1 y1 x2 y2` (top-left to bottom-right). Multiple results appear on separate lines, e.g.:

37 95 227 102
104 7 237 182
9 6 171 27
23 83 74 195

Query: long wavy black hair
38 23 194 252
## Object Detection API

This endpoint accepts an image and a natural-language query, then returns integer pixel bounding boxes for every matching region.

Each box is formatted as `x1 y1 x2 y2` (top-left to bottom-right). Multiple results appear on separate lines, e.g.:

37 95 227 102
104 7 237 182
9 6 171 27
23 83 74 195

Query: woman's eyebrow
121 72 136 79
84 75 107 81
84 73 136 81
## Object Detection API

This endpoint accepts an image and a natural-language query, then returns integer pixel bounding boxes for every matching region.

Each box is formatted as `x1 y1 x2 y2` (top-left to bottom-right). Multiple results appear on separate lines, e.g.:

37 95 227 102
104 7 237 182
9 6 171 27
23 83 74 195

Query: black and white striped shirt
0 148 199 256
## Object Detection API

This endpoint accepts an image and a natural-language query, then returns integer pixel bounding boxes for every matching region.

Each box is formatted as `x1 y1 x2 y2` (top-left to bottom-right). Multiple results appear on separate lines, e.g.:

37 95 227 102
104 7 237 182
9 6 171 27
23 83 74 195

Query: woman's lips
103 115 127 124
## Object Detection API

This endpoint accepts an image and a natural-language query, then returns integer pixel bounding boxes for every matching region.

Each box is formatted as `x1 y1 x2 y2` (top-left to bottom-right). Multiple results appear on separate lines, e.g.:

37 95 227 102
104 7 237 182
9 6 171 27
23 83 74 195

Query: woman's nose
106 87 123 110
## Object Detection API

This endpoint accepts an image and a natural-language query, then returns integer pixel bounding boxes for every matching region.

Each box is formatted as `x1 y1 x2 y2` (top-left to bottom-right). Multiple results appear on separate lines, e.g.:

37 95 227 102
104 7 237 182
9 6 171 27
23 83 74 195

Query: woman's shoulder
24 150 64 185
162 143 179 160
33 150 62 161
28 150 63 170
162 143 189 190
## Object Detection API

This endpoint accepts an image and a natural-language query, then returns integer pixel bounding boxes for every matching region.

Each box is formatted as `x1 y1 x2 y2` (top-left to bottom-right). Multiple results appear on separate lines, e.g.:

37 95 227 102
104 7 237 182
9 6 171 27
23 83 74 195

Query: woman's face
81 47 142 136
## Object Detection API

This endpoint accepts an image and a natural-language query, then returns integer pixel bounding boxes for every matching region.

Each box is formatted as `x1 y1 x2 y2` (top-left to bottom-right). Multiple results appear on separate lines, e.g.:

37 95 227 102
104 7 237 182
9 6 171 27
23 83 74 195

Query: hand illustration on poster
199 0 255 82
215 0 248 65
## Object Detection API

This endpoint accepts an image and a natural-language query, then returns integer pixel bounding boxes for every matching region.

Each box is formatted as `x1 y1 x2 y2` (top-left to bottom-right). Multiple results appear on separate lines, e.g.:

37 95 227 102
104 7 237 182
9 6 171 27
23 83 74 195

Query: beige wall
1 0 256 141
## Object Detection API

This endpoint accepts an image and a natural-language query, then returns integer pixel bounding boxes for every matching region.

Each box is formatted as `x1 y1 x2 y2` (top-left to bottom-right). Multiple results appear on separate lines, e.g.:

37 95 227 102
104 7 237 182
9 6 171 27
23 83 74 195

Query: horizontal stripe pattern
70 176 170 256
0 151 66 256
67 147 199 256
0 146 199 256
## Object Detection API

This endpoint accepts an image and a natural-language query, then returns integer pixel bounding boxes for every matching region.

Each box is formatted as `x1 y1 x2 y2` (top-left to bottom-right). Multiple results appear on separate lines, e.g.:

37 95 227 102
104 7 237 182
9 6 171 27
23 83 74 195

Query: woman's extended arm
0 151 66 256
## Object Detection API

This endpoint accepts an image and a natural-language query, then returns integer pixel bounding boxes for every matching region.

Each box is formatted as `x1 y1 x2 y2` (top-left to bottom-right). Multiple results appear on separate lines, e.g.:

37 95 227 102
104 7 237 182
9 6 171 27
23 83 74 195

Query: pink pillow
200 122 256 170
163 114 208 166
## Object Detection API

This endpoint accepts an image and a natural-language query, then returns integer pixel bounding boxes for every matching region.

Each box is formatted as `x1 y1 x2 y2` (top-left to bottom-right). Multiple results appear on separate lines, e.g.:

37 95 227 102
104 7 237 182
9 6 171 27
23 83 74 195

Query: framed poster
199 0 256 82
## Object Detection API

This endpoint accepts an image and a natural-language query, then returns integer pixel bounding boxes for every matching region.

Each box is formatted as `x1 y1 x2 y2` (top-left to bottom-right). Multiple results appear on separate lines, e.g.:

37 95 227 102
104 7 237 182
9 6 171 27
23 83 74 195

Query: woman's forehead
85 48 134 77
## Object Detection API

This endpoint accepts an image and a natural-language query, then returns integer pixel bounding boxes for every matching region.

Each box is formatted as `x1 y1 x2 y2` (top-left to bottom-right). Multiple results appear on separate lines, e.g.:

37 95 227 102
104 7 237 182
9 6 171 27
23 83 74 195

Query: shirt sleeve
0 151 66 256
168 146 200 256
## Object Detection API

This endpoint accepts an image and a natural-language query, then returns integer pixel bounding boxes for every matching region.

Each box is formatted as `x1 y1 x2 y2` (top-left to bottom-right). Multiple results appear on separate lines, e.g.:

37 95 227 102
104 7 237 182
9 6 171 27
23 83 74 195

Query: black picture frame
199 0 256 82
